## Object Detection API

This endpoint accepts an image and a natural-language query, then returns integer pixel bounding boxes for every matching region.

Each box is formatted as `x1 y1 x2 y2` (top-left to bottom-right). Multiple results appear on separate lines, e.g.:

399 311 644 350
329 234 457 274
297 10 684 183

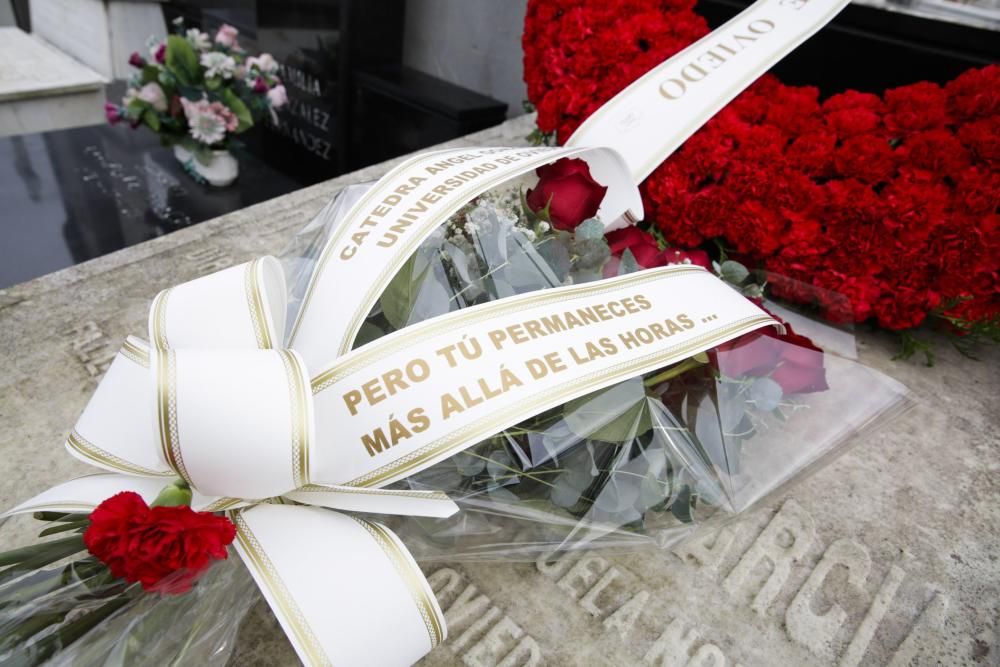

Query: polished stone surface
0 122 302 288
0 115 997 666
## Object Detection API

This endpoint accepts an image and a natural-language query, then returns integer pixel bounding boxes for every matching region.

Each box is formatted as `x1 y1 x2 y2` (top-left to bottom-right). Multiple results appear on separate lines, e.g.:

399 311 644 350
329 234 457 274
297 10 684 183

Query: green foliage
527 127 556 146
381 254 432 330
717 260 750 285
140 65 161 86
617 248 640 275
564 381 653 443
893 330 936 366
222 89 254 133
141 109 160 132
164 35 199 86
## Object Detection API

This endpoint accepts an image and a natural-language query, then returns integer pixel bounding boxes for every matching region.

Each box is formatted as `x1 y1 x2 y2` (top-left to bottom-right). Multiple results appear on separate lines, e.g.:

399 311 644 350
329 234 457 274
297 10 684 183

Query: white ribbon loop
65 336 172 478
152 348 315 500
232 504 447 666
149 257 286 351
284 485 459 518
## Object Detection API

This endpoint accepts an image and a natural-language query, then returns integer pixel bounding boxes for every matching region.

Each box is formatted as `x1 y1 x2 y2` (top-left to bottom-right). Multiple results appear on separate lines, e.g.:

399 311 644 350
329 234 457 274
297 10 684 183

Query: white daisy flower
199 52 236 79
186 29 212 51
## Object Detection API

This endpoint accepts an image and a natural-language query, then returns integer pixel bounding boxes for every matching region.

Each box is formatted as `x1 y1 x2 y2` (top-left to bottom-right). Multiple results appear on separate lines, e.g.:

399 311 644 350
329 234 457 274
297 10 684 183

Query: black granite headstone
165 0 405 183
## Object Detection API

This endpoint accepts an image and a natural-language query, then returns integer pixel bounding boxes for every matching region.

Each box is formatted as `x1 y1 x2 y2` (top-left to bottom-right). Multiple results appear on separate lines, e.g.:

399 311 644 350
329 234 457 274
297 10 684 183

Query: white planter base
173 145 240 187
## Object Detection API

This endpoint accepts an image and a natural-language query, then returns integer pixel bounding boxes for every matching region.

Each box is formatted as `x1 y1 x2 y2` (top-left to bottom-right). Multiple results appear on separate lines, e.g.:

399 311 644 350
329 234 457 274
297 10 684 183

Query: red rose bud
252 77 269 94
526 157 608 231
84 491 236 595
128 52 146 68
154 43 166 64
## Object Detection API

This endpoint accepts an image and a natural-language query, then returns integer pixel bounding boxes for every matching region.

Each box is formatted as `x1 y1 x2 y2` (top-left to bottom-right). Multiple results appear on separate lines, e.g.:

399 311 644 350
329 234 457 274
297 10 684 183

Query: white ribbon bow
7 256 457 666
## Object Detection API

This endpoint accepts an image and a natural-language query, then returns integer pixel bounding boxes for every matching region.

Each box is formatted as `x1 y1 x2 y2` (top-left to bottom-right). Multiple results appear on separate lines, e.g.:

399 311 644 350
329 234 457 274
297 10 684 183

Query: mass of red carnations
523 0 999 338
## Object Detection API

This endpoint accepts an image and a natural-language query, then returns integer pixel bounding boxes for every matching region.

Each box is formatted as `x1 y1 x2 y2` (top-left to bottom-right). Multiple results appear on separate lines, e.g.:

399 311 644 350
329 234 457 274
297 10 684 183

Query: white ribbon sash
565 0 850 181
6 0 850 662
287 145 643 370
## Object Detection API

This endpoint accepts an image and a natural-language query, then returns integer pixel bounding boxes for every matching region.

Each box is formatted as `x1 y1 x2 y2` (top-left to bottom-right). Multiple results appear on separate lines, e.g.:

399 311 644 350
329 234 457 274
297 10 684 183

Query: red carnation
945 64 1000 121
526 157 608 231
524 4 1000 337
822 90 884 138
84 491 236 594
884 81 949 134
833 134 898 184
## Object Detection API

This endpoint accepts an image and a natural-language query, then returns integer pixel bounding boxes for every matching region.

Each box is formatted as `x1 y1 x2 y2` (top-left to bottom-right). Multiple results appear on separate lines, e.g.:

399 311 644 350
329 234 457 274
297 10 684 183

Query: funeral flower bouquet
1 0 912 664
285 158 904 560
105 19 287 185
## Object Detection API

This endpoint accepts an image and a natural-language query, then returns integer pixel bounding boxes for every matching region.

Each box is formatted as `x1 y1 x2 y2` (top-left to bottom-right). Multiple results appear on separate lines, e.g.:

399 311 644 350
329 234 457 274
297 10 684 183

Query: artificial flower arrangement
523 0 999 362
105 19 288 186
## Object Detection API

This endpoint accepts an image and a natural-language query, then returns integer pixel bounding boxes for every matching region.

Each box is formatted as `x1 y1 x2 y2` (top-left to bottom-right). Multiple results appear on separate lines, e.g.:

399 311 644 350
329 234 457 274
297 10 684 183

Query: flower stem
643 357 705 387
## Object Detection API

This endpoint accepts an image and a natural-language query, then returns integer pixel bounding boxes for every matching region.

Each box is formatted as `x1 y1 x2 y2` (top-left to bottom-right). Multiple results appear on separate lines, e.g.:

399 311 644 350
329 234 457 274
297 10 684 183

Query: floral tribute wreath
523 0 999 360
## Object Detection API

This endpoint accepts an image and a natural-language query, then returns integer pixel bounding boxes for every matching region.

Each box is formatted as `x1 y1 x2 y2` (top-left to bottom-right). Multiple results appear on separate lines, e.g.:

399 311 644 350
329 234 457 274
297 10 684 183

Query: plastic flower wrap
0 486 255 665
281 161 911 561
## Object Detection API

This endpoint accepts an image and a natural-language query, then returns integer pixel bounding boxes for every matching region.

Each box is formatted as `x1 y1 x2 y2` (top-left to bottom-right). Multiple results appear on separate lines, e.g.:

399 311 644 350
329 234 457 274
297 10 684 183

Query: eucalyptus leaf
564 379 652 443
719 260 750 286
381 253 432 329
409 261 453 323
454 453 486 477
507 230 562 291
594 474 641 514
487 486 519 503
485 450 514 479
618 248 641 275
551 474 585 508
574 219 605 241
750 377 783 412
536 236 571 282
639 474 667 509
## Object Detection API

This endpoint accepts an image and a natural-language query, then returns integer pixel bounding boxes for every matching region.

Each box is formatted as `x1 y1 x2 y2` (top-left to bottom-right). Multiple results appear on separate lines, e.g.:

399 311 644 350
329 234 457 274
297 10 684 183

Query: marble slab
0 115 997 666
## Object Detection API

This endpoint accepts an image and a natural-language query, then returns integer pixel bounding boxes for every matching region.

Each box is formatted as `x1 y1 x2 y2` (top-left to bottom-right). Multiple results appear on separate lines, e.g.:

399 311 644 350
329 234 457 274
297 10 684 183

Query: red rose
526 157 608 231
605 226 661 267
85 491 236 594
711 317 828 394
